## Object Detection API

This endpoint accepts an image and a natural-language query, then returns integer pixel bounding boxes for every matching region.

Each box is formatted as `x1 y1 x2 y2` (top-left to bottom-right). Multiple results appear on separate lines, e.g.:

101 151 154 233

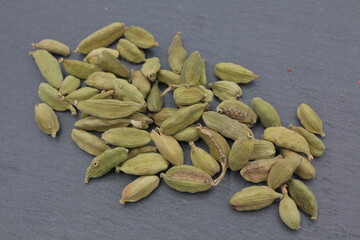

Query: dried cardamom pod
180 51 204 86
168 32 187 73
32 39 70 56
280 149 316 180
147 81 163 112
173 85 207 106
197 124 230 162
30 50 63 89
58 75 81 97
75 99 144 119
126 145 157 160
161 103 208 135
59 58 102 79
160 165 214 193
279 185 301 230
113 78 146 106
250 139 276 160
216 100 257 127
215 62 259 84
119 175 160 204
157 70 182 86
173 125 200 142
75 22 126 54
263 127 313 160
202 111 253 141
85 147 128 183
150 128 184 166
267 154 302 189
34 103 60 138
240 156 282 183
148 107 177 127
289 125 325 157
251 97 281 128
117 39 146 64
288 179 318 220
84 47 119 63
74 117 131 132
141 57 161 81
79 90 115 119
38 83 76 115
189 142 220 176
124 26 159 49
71 129 110 156
116 153 168 175
128 112 153 125
130 70 151 98
228 133 255 171
230 186 283 211
297 103 325 137
102 127 151 148
91 50 130 78
198 85 213 103
209 81 242 101
84 72 116 90
199 59 207 86
64 87 100 105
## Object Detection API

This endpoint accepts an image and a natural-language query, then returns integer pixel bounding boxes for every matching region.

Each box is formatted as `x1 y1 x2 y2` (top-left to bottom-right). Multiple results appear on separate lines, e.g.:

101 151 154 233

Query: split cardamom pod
216 99 257 127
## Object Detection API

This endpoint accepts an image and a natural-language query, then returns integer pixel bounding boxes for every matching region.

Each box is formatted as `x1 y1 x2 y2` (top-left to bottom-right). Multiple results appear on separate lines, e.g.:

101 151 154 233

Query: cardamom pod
113 78 146 106
150 128 184 166
251 97 281 128
75 22 126 54
263 127 313 160
84 47 119 63
64 87 100 105
38 83 76 114
215 62 259 84
141 57 161 81
288 179 318 220
117 39 145 64
216 100 257 127
74 117 131 132
250 139 276 160
157 70 182 86
34 103 60 138
173 85 207 106
230 186 283 211
130 70 151 98
84 72 116 90
30 50 63 89
91 50 130 78
267 154 302 189
209 81 242 101
160 165 214 193
102 127 151 148
124 26 159 49
147 81 163 112
161 103 208 135
279 185 301 230
58 75 81 97
119 175 160 204
228 133 255 171
168 32 187 73
173 125 200 142
297 103 325 137
126 145 157 160
59 58 102 79
240 156 282 183
289 125 325 157
71 129 110 156
116 153 168 175
199 59 207 86
85 147 128 183
148 107 177 127
79 90 115 119
280 149 316 180
32 39 70 56
180 51 204 86
189 142 220 176
198 85 213 103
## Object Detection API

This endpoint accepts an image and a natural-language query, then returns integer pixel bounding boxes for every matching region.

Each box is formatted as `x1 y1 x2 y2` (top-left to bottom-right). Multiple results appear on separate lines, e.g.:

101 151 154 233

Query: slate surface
1 1 360 239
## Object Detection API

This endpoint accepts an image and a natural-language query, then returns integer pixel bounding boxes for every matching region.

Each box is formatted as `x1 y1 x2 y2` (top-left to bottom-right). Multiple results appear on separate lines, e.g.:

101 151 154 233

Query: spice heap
30 22 325 230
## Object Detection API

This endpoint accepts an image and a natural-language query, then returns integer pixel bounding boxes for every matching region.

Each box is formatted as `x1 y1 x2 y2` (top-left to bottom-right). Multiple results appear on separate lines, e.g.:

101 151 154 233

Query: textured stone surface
1 0 360 239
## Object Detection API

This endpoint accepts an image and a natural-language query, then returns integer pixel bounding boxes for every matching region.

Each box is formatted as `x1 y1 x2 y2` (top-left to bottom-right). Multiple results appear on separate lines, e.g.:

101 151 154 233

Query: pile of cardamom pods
31 22 325 231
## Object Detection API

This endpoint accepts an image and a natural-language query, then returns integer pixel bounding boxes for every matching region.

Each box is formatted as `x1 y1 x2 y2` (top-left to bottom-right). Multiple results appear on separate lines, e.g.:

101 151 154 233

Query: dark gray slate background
1 0 359 239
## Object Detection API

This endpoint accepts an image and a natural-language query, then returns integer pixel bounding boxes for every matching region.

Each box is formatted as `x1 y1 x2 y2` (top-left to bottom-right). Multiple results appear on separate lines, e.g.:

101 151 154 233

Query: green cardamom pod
250 139 276 160
150 128 184 166
267 154 302 189
289 125 325 157
58 75 81 97
157 70 182 86
189 142 220 176
297 103 325 137
216 100 257 127
215 62 259 84
160 165 214 193
34 103 60 138
180 51 204 86
85 147 128 183
84 47 119 63
173 125 200 142
75 22 126 54
32 39 70 56
113 78 146 106
141 57 161 81
230 186 283 211
228 133 255 171
130 70 151 98
126 145 157 160
59 58 102 79
74 117 132 132
119 175 160 204
199 59 207 86
168 32 187 73
124 26 159 49
173 85 207 106
84 72 117 90
197 85 213 103
251 97 281 128
79 90 115 119
117 39 145 64
91 50 130 78
102 127 151 148
147 81 163 112
280 149 316 180
263 127 313 160
64 87 100 105
30 50 63 89
209 81 243 101
148 107 177 127
288 179 318 220
240 156 282 183
38 83 76 115
71 129 110 156
279 185 301 230
116 153 168 175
